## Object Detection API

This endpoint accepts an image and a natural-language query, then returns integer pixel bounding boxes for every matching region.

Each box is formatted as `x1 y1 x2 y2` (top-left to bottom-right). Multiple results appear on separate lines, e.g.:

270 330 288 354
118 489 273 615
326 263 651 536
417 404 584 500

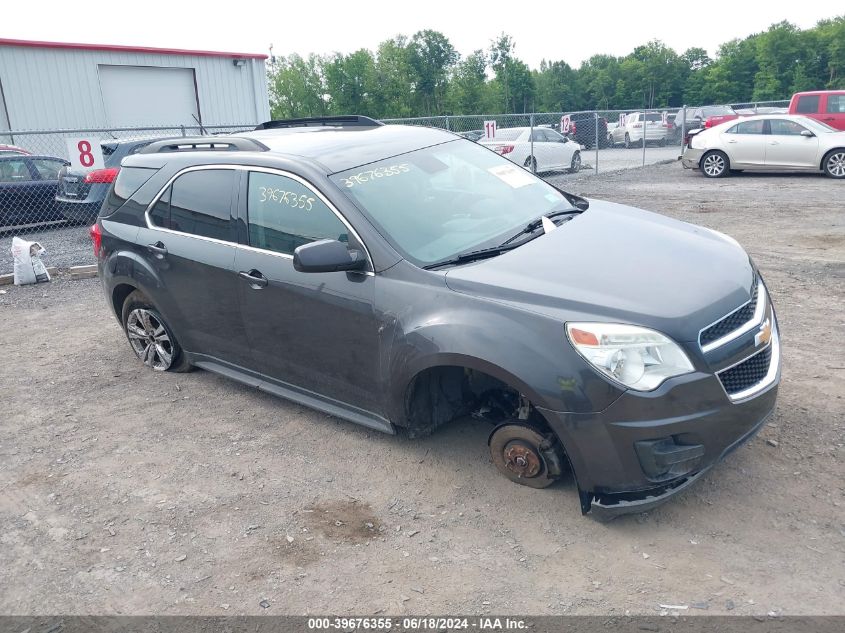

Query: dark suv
56 138 160 224
559 113 610 149
93 116 780 519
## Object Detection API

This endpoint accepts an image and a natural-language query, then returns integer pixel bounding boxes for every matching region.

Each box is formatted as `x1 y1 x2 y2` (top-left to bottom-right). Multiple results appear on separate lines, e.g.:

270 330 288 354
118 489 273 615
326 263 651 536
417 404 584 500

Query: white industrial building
0 38 271 134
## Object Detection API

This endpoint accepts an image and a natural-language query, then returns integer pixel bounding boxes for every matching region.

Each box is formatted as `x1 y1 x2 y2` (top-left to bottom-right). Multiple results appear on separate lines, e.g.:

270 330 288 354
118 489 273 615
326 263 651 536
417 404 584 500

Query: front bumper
682 147 705 169
539 325 780 519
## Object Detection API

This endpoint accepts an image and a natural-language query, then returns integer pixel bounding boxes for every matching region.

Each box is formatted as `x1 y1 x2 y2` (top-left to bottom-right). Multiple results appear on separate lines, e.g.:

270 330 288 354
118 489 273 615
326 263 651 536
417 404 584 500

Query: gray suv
92 116 780 519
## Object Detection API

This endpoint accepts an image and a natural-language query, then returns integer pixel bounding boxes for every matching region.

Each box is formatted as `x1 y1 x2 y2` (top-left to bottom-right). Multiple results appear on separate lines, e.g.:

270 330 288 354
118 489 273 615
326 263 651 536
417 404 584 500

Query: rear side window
826 95 845 113
795 95 820 114
247 171 347 256
727 120 765 135
165 169 236 241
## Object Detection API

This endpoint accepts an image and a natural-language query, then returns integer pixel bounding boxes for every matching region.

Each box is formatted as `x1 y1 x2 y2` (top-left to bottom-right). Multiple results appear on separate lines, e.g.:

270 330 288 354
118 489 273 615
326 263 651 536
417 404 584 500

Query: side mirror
800 130 814 138
293 239 367 273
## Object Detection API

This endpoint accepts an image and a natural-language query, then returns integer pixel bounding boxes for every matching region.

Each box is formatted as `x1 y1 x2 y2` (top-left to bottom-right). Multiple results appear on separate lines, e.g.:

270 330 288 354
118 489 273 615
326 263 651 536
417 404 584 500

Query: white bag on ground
11 237 51 286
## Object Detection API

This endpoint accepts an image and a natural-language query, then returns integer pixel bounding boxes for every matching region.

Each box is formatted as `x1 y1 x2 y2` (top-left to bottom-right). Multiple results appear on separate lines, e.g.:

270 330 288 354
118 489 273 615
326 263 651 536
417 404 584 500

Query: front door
234 169 381 414
135 167 251 366
765 119 819 168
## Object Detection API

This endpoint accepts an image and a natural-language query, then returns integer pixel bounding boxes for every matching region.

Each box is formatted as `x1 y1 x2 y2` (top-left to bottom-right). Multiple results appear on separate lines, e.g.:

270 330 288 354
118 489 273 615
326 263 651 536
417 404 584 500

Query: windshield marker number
341 164 410 188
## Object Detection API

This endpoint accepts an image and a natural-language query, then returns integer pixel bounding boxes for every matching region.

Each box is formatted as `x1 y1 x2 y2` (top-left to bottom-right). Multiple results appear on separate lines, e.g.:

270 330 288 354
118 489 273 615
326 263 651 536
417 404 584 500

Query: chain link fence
0 124 259 273
0 100 791 273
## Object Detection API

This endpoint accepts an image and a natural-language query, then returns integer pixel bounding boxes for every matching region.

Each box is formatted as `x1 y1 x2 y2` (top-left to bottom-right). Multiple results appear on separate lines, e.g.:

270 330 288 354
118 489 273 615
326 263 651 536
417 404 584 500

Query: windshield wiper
423 244 522 270
498 208 582 247
423 207 583 271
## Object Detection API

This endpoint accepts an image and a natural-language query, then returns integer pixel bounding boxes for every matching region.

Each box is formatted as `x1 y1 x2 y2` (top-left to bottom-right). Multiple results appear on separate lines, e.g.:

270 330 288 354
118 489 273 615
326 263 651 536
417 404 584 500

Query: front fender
381 292 623 424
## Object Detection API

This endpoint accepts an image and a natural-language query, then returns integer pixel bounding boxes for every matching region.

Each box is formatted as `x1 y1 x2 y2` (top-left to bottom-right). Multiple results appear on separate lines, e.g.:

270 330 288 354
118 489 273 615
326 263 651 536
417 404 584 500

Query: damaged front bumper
537 343 780 520
586 409 772 521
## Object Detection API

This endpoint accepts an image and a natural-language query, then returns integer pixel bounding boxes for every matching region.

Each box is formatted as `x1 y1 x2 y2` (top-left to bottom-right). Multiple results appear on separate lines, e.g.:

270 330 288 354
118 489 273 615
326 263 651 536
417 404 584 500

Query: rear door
135 167 251 365
721 119 766 166
765 118 819 168
234 168 382 413
821 94 845 131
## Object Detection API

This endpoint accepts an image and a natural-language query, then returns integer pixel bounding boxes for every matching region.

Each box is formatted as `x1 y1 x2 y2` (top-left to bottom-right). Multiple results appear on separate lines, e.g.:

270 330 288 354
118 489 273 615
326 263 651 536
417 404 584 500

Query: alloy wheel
126 308 174 371
827 152 845 178
702 153 726 177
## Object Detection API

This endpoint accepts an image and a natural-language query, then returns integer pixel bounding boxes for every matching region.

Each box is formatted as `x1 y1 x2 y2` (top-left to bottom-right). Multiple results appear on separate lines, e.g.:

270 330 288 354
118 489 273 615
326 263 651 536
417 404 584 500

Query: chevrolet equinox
92 116 780 519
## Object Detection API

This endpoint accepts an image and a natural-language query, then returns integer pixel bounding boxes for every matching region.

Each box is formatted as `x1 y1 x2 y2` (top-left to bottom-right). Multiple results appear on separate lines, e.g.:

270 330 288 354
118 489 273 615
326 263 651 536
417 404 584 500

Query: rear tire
624 133 632 149
121 290 192 372
701 150 730 178
569 151 581 174
822 149 845 178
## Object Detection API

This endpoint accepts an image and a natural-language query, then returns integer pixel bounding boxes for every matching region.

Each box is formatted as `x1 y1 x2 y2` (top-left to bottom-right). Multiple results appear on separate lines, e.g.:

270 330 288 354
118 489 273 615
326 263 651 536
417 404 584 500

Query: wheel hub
502 440 542 478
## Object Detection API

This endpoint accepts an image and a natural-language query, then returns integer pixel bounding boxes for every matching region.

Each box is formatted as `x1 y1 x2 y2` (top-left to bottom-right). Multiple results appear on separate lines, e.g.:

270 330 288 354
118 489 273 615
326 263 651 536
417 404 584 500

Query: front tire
523 156 537 173
823 149 845 178
121 290 192 372
701 150 730 178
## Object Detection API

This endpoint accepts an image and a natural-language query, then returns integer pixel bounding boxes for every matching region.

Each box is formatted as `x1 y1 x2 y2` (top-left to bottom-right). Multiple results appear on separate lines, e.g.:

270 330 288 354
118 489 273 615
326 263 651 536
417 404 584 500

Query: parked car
0 154 69 228
561 113 610 149
55 138 161 224
677 106 741 145
93 115 780 519
682 114 845 178
478 126 582 173
608 112 671 148
788 90 845 131
0 143 31 156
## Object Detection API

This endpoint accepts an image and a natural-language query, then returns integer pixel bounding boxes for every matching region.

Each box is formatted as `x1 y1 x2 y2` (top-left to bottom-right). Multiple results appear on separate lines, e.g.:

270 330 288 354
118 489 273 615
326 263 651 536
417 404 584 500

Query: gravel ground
0 163 843 617
0 224 94 275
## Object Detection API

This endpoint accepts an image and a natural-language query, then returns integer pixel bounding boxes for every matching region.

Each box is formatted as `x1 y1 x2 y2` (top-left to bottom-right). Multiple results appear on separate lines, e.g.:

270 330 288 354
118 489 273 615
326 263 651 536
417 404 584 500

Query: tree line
267 17 845 119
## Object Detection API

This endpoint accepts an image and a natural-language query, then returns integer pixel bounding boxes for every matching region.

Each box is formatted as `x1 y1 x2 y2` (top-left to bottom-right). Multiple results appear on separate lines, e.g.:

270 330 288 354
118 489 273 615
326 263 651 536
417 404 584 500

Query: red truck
788 91 845 131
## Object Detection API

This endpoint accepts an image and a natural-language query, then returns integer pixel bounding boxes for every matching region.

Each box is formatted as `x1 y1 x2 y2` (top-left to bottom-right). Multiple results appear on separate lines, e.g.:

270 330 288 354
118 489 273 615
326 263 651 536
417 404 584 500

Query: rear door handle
769 141 779 145
238 269 269 289
823 117 835 121
727 139 738 143
147 241 168 258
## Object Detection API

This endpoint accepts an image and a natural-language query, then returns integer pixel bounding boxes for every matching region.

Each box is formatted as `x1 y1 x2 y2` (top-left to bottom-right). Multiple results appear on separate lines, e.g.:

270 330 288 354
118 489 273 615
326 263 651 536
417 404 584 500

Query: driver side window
247 171 348 256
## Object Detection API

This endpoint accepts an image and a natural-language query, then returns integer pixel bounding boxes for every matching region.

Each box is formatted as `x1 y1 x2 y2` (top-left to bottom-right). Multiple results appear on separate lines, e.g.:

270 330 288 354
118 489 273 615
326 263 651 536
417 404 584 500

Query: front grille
701 282 759 346
719 345 772 396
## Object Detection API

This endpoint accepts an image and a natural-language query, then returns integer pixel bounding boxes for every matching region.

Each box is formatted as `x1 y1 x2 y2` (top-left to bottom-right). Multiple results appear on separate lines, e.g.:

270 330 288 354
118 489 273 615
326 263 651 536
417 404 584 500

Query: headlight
566 323 694 391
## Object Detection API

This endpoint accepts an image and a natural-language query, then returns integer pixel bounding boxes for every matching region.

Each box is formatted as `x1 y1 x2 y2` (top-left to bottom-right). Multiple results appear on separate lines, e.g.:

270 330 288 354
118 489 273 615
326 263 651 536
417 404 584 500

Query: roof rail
139 137 269 154
254 116 383 130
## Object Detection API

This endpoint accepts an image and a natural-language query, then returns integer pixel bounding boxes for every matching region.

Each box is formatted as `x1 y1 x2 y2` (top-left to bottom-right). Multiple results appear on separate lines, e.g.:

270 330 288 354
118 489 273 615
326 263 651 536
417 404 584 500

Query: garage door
98 65 200 127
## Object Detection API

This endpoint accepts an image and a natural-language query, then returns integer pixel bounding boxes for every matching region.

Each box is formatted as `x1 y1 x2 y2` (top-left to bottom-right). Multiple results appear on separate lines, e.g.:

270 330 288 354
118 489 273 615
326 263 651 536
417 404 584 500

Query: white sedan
682 114 845 178
478 127 583 173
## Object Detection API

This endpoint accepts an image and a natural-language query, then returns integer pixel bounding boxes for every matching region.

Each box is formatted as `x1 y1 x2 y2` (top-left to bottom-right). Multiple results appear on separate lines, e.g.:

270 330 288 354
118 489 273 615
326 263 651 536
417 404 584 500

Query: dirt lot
1 163 843 616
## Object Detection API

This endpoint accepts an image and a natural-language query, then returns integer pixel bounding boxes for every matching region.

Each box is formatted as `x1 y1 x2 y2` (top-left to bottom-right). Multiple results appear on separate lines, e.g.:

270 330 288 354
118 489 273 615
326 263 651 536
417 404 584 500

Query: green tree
407 30 459 115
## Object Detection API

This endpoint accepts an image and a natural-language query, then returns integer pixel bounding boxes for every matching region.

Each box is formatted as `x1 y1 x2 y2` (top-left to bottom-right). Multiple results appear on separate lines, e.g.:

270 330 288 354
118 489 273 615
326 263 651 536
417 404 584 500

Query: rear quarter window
826 95 845 113
100 167 158 217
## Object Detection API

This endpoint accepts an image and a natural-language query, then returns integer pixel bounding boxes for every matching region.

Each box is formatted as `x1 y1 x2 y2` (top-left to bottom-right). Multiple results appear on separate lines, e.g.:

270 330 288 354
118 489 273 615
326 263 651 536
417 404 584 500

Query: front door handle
769 141 779 145
147 241 168 259
823 117 835 121
238 269 269 289
727 139 738 143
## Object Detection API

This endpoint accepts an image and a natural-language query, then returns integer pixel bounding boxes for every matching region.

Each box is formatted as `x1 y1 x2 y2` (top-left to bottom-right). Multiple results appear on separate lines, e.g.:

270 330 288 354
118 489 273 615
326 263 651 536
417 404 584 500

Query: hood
444 200 755 343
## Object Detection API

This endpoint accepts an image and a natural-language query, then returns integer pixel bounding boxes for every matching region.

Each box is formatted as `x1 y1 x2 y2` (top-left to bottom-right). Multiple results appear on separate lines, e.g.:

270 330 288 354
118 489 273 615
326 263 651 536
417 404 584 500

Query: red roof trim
0 38 267 60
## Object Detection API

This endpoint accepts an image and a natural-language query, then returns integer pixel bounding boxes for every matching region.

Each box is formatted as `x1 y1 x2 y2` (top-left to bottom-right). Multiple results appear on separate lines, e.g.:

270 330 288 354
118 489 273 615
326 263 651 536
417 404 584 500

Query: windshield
331 139 573 267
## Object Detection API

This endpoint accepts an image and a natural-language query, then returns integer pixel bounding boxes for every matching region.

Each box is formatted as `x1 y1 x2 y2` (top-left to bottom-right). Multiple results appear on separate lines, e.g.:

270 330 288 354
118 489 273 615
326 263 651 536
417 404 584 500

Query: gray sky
2 0 842 68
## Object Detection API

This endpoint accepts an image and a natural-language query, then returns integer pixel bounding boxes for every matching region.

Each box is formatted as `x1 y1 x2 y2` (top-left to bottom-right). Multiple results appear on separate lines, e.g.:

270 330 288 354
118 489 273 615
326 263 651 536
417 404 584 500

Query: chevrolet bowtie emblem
755 319 772 347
